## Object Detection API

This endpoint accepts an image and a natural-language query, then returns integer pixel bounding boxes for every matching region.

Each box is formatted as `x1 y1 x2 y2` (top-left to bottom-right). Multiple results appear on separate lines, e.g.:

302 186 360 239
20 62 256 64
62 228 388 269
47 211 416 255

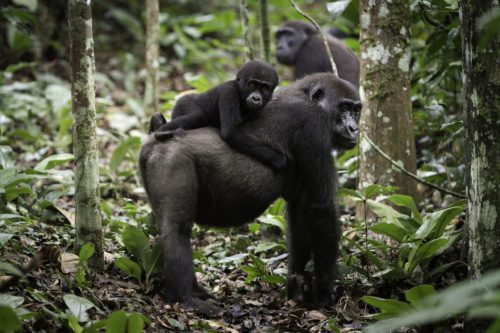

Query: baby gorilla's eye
248 82 256 91
262 87 269 94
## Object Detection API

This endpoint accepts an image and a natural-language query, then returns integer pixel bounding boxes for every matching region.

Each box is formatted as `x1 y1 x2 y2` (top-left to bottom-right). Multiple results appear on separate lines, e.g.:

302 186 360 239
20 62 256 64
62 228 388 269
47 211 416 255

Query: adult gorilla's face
275 25 309 65
305 77 361 149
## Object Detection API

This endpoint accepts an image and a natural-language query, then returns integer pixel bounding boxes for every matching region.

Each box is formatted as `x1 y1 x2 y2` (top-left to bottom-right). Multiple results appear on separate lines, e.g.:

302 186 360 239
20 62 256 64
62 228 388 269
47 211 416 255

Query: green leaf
115 257 142 281
362 296 413 314
257 215 287 233
404 285 437 307
218 253 248 264
337 188 363 200
387 194 422 224
34 153 74 171
110 137 141 173
63 294 96 322
254 241 281 253
122 226 152 263
0 261 24 277
367 200 411 230
0 294 24 308
167 317 186 330
262 275 286 285
79 243 95 264
363 184 398 199
365 270 500 333
414 206 463 240
106 311 127 333
0 233 14 247
0 305 22 332
127 312 144 333
370 223 407 243
67 315 83 333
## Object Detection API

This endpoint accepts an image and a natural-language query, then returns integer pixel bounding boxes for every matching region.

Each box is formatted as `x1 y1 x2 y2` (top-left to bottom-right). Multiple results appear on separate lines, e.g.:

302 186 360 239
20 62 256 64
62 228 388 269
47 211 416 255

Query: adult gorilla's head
274 73 361 149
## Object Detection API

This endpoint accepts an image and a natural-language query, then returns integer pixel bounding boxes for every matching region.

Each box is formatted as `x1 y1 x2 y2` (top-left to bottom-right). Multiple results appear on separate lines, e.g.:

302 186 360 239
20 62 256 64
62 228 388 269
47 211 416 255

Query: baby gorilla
150 60 285 170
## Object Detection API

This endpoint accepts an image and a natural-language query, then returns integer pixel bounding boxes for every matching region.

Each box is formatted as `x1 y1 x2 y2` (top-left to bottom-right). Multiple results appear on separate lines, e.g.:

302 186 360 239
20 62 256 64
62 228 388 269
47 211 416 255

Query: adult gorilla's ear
309 85 325 103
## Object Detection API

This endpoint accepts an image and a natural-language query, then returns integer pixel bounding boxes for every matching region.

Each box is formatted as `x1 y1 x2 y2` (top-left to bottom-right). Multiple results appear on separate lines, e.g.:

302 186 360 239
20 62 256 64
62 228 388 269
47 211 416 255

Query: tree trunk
461 0 500 283
145 0 160 115
68 0 103 269
357 0 417 204
260 0 270 63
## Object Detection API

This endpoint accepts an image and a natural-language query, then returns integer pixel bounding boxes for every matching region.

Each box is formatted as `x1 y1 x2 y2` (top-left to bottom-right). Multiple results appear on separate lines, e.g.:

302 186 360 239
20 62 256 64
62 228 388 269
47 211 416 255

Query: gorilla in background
139 73 361 316
276 21 360 87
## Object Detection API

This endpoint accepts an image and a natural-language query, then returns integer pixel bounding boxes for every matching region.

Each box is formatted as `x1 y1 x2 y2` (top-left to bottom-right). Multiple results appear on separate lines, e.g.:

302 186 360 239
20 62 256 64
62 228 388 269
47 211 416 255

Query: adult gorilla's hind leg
147 151 222 316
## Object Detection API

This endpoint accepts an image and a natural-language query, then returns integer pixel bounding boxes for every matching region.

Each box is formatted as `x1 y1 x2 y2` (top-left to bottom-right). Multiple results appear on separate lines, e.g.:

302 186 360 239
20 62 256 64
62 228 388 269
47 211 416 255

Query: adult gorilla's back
139 127 284 228
139 73 361 315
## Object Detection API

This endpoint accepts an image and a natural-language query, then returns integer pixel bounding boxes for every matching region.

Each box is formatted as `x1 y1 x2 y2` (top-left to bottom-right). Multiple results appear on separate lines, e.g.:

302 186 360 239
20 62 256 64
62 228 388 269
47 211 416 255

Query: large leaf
365 270 500 333
106 311 127 333
122 226 152 263
387 194 422 224
110 137 141 173
414 206 463 240
0 305 21 332
115 257 142 282
404 285 437 307
370 222 407 243
63 294 96 322
362 296 413 315
34 153 73 171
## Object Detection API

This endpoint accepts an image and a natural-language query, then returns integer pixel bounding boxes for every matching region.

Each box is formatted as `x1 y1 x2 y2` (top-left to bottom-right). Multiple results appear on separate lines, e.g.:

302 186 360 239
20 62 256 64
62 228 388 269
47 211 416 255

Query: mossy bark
358 0 417 204
145 0 160 116
461 0 500 286
69 0 103 269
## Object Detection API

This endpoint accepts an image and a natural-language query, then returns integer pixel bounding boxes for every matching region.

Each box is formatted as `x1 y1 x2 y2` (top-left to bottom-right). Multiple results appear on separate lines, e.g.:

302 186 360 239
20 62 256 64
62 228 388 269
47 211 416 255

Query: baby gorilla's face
244 80 272 111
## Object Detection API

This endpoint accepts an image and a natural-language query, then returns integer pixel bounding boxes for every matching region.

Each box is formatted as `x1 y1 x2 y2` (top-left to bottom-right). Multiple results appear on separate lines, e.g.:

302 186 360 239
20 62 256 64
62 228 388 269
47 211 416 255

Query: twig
362 132 466 199
240 0 254 61
290 0 338 77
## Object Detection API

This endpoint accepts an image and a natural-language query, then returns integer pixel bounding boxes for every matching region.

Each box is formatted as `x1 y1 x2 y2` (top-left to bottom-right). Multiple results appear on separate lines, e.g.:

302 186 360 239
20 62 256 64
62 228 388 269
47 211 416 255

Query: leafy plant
115 225 161 290
74 243 95 288
241 255 286 285
365 269 500 333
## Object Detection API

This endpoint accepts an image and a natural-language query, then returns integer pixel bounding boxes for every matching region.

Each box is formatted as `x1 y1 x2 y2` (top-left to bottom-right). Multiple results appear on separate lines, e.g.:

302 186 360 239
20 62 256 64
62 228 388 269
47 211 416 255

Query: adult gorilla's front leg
310 205 340 306
286 204 313 304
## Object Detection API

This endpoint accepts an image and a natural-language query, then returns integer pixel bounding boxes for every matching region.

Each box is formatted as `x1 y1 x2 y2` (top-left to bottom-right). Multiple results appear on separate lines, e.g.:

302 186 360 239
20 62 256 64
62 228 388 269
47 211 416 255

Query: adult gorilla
139 73 361 315
276 21 360 87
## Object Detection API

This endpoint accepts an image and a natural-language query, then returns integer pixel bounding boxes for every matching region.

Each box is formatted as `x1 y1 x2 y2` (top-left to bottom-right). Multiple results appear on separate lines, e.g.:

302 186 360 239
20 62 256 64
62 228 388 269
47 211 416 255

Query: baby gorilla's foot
149 112 167 133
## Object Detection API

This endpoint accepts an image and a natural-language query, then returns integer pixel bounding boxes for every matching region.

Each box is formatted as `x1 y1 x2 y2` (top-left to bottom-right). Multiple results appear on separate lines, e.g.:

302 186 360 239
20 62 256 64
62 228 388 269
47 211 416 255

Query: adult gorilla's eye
311 87 324 102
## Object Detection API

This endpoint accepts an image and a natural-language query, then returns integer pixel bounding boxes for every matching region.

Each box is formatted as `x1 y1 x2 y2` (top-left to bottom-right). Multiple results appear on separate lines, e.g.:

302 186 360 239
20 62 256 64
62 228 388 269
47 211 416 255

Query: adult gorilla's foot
193 280 215 300
287 274 313 304
181 297 224 317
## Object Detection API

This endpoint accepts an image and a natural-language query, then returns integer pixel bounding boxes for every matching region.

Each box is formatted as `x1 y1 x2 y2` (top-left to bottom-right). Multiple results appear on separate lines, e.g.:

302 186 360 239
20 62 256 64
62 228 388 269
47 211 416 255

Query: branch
361 132 466 199
290 0 338 77
240 0 254 61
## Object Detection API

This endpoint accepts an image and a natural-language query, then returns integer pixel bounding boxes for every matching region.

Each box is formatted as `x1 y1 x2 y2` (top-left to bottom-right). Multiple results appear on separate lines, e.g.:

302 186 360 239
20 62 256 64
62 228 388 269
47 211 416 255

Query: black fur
276 21 360 87
150 60 285 170
139 73 361 315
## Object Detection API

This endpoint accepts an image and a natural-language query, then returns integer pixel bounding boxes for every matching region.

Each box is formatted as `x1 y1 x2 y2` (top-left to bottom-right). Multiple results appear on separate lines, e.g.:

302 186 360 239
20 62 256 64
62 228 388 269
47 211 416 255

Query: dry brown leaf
59 252 79 273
